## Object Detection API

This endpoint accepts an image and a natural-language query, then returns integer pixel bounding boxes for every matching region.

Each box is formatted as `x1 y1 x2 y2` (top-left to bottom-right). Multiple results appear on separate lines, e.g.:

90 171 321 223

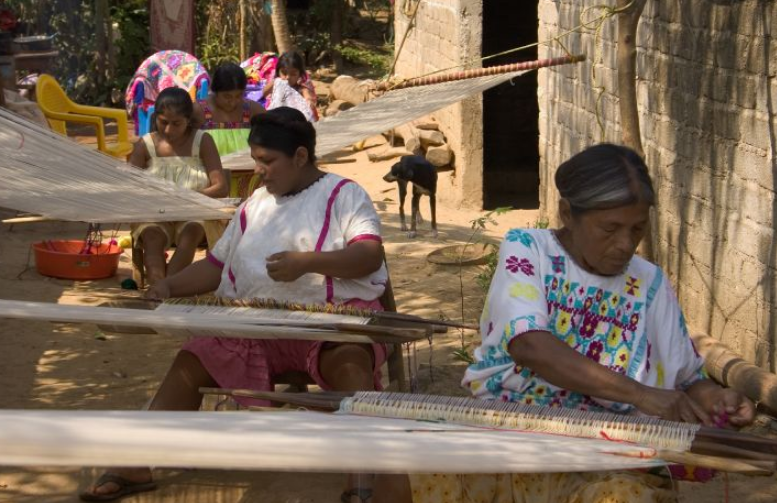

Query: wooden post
239 0 247 61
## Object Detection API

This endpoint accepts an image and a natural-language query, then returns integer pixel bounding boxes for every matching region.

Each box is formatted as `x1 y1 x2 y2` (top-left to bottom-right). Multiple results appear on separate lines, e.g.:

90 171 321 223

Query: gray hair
555 143 655 214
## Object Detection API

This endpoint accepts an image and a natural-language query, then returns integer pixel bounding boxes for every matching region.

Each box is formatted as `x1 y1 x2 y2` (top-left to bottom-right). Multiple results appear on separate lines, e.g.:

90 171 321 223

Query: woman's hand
708 388 756 428
634 387 713 425
144 280 172 300
266 251 309 282
686 380 757 428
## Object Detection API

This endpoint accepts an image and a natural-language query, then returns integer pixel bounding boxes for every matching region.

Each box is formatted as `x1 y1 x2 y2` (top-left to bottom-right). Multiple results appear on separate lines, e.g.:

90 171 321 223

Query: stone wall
538 0 777 367
393 0 484 208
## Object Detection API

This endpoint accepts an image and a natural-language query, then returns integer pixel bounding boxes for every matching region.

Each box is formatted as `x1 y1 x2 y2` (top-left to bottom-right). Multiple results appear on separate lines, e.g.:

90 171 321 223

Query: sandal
341 487 373 503
79 473 157 502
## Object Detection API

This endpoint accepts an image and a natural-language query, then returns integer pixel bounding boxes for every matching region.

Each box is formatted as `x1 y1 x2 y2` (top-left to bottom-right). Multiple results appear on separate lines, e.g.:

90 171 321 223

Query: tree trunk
331 0 345 73
249 3 275 53
239 0 247 61
616 0 647 158
94 0 109 88
270 0 294 54
616 0 651 260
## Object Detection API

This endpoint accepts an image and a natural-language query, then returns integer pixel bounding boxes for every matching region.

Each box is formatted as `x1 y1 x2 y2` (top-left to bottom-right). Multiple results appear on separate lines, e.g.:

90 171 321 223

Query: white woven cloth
0 409 663 473
0 108 230 223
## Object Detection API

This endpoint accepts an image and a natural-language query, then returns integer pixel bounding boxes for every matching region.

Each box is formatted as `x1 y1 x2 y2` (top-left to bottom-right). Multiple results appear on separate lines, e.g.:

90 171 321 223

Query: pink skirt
182 299 387 407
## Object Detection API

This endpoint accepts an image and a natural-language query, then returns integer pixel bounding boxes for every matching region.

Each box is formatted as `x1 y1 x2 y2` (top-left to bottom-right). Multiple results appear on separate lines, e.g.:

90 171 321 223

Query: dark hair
211 62 248 93
151 87 193 131
555 143 655 214
248 107 316 161
276 51 306 77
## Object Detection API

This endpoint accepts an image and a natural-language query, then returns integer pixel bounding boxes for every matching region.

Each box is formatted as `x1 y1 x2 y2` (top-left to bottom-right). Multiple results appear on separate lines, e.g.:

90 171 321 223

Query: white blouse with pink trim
207 173 387 304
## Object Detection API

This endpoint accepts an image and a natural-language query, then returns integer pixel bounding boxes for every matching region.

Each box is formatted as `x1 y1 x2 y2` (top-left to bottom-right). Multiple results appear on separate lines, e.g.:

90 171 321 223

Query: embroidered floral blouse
462 228 707 413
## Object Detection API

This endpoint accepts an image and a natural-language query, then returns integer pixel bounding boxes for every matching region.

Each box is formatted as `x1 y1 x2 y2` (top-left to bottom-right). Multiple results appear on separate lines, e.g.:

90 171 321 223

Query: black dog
383 155 438 238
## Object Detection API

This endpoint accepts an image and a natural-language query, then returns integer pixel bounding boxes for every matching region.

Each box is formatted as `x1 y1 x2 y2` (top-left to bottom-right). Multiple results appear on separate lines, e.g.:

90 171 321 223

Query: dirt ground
2 133 777 502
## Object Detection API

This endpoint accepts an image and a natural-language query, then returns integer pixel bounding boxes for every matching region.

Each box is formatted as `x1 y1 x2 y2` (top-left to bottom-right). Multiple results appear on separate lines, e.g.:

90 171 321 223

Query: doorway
482 1 540 209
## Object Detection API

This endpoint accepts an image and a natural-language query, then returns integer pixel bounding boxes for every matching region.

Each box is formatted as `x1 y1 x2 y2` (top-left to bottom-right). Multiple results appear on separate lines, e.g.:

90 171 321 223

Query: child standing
263 51 319 122
129 87 228 286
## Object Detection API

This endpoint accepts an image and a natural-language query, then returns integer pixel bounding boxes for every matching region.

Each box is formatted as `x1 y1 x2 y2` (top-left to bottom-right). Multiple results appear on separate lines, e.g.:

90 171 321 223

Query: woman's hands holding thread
266 251 309 282
633 386 713 425
144 279 172 300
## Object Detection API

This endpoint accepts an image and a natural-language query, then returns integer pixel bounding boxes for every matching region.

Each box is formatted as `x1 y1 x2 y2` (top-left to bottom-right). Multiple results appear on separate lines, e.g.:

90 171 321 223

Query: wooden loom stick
654 450 774 475
0 300 428 344
1 207 236 225
691 440 777 462
168 296 476 330
378 54 586 91
200 387 348 410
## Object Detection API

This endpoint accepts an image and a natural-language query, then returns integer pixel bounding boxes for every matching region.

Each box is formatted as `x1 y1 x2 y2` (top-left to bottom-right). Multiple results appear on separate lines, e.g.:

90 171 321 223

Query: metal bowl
13 34 55 52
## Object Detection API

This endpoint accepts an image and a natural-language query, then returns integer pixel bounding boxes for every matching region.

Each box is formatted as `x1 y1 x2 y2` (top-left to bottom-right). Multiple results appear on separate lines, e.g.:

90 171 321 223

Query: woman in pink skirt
81 107 389 503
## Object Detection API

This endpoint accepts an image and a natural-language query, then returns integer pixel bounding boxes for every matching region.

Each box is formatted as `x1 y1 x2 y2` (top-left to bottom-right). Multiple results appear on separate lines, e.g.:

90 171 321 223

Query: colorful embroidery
505 229 534 248
506 256 535 276
550 255 566 274
625 276 642 296
509 282 540 301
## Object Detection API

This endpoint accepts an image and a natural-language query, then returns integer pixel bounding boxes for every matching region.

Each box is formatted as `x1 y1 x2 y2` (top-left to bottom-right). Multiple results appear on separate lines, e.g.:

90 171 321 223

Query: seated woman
193 62 266 156
129 87 228 286
263 51 319 122
401 144 756 503
80 107 388 502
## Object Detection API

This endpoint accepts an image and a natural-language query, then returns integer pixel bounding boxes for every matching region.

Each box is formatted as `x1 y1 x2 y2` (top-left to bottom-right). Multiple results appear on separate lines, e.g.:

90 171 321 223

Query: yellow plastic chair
35 74 133 159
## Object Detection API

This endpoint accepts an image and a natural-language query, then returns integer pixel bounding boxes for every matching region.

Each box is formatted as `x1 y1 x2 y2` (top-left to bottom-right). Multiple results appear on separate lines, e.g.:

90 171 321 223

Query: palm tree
270 0 294 54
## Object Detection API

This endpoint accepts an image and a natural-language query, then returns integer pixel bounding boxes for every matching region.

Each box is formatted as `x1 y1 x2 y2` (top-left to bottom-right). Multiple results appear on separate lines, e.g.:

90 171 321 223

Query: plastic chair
35 74 132 159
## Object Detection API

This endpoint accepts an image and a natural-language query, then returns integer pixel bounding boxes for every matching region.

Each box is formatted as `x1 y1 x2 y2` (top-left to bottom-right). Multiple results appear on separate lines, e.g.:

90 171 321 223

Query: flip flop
341 487 373 503
79 473 157 502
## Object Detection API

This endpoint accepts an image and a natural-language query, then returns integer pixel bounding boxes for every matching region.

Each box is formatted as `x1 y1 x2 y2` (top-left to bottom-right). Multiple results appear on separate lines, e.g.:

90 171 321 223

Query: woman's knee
176 224 205 247
141 227 167 248
320 343 374 370
319 343 375 389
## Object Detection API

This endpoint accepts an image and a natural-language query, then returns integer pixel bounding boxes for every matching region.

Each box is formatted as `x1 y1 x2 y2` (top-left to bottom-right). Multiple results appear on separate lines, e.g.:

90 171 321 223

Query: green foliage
4 0 148 104
109 2 150 96
533 218 550 229
475 246 499 294
453 206 511 364
335 43 391 73
451 346 476 365
198 37 240 71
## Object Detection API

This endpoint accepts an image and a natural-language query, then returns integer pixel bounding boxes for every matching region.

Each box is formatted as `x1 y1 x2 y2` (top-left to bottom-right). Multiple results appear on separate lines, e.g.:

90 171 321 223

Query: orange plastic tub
33 240 123 280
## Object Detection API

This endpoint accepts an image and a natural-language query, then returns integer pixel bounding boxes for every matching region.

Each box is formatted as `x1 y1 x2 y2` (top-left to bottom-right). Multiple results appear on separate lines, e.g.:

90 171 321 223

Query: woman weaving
400 144 756 503
129 87 228 287
80 107 388 502
193 62 266 156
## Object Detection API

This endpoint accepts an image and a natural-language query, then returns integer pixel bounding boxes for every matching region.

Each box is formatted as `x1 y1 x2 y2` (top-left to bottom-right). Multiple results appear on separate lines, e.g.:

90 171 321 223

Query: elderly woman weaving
81 107 388 502
400 144 756 503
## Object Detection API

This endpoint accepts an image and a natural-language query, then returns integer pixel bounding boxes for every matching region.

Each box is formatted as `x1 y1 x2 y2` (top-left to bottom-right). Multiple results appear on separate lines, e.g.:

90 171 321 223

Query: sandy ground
2 134 777 502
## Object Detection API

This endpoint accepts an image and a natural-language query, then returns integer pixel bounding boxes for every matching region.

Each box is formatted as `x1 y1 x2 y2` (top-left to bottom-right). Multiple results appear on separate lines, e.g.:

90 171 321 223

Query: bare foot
81 467 153 500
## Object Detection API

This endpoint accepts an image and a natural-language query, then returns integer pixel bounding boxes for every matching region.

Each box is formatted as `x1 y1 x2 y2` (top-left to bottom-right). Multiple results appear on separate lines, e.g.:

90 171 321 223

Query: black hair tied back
248 107 317 161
